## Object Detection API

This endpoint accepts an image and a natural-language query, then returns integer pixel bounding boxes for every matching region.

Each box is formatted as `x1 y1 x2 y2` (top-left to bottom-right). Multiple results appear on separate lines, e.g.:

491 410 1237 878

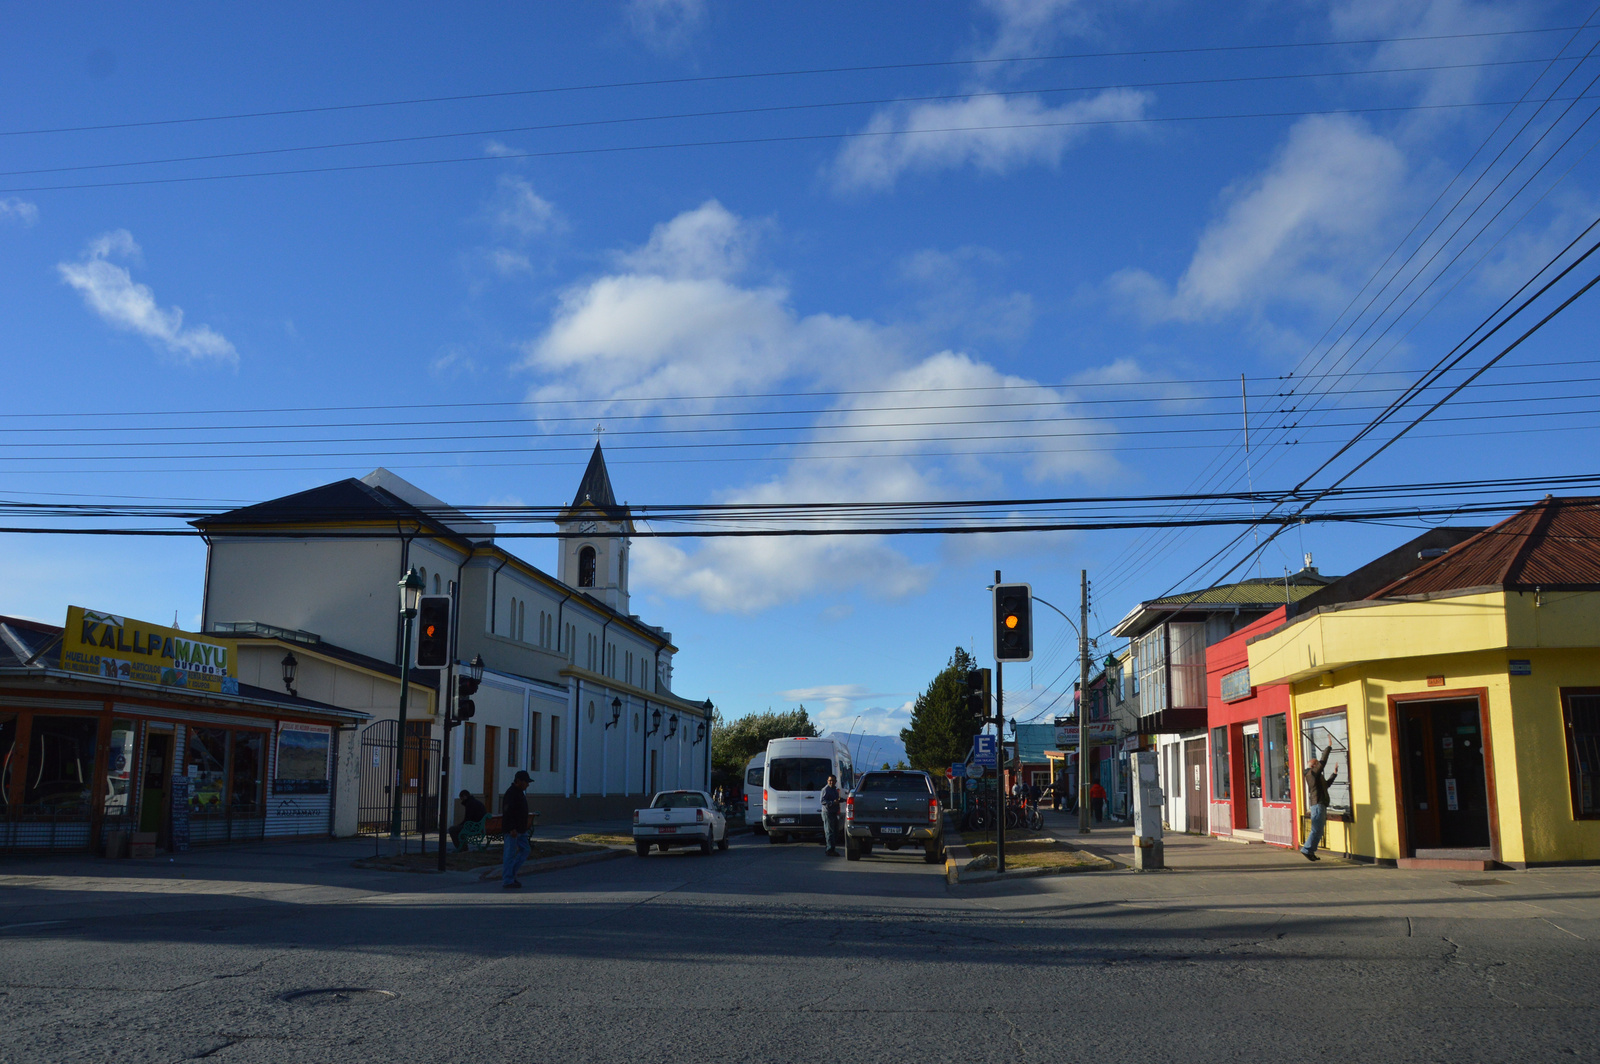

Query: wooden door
484 726 499 814
1184 738 1208 834
1400 699 1490 853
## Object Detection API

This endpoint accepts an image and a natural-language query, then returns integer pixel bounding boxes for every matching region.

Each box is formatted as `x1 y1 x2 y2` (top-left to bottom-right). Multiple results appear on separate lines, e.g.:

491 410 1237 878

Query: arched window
433 573 441 595
518 600 526 642
578 546 597 587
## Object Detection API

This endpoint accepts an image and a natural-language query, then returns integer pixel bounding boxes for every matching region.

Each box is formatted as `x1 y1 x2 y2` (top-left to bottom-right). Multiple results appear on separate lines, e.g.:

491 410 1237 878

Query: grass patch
959 831 1114 872
352 839 607 873
567 833 634 848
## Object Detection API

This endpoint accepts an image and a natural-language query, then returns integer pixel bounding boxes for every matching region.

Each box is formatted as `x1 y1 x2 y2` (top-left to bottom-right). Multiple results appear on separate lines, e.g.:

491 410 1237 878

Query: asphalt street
2 828 1598 1064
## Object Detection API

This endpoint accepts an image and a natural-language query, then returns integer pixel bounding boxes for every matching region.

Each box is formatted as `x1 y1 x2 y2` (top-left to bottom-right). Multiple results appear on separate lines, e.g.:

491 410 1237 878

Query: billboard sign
61 606 239 696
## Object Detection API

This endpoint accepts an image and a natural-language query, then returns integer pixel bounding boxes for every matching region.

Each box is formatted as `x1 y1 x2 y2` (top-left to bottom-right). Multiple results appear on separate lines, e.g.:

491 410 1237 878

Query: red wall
1206 607 1298 842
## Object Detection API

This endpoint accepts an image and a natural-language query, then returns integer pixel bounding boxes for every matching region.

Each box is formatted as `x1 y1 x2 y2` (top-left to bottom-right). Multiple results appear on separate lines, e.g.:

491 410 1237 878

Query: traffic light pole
994 568 1006 874
1078 569 1091 836
437 661 454 873
387 608 417 851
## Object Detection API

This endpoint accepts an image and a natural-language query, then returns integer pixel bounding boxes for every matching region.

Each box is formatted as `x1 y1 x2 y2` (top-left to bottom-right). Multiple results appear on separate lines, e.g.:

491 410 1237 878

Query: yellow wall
1253 592 1600 865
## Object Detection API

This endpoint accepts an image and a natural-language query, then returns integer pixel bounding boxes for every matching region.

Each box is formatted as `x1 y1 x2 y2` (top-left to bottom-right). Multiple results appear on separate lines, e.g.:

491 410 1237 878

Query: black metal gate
358 719 439 838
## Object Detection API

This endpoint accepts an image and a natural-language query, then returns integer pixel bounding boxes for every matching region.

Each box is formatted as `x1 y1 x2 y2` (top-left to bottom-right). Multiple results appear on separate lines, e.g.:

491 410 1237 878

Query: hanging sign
60 606 238 696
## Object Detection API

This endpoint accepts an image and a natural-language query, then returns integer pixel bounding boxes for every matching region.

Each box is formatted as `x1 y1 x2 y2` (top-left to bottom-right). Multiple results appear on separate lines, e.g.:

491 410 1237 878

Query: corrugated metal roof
1145 580 1330 606
1372 496 1600 596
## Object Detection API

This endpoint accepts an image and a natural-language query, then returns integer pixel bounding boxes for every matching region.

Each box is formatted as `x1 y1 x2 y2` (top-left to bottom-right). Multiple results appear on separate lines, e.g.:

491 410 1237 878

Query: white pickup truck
632 789 729 857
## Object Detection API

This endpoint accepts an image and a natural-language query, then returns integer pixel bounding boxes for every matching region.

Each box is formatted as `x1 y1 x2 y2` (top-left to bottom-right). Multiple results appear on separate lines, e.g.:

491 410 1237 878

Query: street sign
950 763 966 779
973 734 998 767
967 763 985 779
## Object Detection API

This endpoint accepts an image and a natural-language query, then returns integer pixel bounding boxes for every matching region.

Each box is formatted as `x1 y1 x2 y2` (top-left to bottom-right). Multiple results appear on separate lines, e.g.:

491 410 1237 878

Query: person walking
501 770 533 888
1088 781 1107 823
449 788 487 851
819 773 844 856
1300 745 1339 862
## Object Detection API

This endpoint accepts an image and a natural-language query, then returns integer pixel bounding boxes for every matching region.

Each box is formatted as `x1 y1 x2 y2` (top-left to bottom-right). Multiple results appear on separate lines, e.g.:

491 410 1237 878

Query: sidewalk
1040 807 1323 872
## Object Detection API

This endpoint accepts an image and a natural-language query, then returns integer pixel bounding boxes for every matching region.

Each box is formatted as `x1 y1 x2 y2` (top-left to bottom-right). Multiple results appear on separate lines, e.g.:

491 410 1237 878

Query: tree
711 706 819 788
900 647 982 775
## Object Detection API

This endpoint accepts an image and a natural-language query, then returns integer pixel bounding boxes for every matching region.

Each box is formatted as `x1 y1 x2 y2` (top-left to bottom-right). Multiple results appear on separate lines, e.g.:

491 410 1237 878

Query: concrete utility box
1130 750 1164 871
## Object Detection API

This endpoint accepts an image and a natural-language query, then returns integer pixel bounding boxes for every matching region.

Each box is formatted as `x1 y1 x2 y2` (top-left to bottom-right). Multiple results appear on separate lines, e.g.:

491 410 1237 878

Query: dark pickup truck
844 770 946 863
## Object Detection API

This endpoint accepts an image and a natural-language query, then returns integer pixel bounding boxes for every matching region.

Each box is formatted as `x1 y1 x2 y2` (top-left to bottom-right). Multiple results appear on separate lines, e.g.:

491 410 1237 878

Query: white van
762 736 854 843
743 752 766 834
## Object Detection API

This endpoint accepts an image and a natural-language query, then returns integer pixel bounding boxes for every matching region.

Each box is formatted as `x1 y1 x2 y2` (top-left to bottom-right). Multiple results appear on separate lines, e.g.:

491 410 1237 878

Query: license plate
658 827 677 834
777 817 796 824
879 826 902 834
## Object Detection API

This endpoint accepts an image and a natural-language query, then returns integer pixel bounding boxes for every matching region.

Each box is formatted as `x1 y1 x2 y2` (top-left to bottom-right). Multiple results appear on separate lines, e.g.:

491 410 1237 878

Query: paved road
2 829 1598 1063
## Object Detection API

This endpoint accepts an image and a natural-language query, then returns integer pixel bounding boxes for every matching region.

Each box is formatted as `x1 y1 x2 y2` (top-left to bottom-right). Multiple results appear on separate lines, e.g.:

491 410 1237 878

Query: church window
433 573 441 595
578 546 597 588
518 600 526 642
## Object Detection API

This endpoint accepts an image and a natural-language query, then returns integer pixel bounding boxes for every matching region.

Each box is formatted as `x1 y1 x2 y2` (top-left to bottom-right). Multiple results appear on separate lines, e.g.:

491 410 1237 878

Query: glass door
1242 724 1262 829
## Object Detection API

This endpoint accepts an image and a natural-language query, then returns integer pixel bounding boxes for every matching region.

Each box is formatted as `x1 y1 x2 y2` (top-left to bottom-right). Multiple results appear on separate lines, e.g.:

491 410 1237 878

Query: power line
4 24 1579 139
9 94 1600 195
2 57 1564 180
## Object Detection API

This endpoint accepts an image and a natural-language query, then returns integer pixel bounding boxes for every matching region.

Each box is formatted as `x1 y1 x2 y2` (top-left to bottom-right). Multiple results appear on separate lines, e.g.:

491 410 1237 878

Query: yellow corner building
1247 497 1600 869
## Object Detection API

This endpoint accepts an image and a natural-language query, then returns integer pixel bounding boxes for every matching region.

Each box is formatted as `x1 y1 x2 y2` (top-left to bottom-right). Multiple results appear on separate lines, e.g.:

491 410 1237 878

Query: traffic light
415 596 451 667
993 583 1033 662
455 673 479 721
965 668 992 721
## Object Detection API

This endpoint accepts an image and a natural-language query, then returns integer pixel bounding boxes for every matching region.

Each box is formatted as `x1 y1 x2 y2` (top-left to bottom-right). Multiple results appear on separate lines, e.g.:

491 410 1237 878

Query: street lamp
468 653 485 684
388 567 426 850
606 696 622 729
693 721 707 745
649 707 662 734
667 713 679 739
280 651 298 697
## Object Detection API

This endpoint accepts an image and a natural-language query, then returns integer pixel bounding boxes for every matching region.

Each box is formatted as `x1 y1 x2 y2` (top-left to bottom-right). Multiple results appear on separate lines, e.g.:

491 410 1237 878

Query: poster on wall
169 776 191 851
274 722 331 794
60 606 239 696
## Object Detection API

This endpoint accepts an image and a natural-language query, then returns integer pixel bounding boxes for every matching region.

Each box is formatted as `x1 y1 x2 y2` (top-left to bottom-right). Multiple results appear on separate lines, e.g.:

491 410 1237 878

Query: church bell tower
556 443 632 614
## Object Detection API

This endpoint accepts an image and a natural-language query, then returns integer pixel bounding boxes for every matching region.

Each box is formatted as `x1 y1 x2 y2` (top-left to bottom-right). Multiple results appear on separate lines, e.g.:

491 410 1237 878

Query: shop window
25 716 99 815
1562 689 1600 818
230 732 263 815
463 723 476 765
1211 726 1230 800
186 727 229 817
1263 713 1291 804
1300 710 1352 816
105 720 136 818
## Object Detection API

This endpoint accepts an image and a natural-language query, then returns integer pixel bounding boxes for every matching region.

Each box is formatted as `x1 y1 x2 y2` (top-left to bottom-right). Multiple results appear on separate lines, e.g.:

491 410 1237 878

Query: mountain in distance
831 732 908 770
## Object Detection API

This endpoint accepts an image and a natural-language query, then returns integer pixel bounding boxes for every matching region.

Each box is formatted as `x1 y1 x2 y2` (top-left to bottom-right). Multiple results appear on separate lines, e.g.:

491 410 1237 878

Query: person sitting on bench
449 789 487 851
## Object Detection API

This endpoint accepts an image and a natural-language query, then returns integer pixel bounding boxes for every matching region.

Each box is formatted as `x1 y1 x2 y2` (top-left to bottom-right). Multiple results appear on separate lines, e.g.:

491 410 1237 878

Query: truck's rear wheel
923 839 944 864
846 839 861 861
635 842 650 858
768 831 780 844
717 834 730 851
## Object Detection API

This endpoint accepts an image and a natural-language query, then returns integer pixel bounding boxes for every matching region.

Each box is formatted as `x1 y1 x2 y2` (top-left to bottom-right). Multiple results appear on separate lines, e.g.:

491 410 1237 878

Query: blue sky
4 1 1599 739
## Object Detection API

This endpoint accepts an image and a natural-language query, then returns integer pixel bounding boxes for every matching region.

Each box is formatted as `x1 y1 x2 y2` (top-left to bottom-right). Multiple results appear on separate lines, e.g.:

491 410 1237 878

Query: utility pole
1078 569 1091 835
994 568 1006 874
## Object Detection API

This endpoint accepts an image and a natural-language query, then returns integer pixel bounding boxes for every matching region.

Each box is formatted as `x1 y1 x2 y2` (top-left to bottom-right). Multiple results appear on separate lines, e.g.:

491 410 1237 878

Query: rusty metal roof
1371 496 1600 596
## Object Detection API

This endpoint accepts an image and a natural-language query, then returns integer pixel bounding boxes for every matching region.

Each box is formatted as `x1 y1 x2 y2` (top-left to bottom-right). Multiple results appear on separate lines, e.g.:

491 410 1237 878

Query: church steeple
556 443 632 614
571 443 619 512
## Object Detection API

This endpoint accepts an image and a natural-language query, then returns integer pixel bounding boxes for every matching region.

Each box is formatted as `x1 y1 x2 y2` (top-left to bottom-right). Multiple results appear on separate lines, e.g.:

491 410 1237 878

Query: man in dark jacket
449 789 487 851
819 774 843 856
1300 745 1339 862
501 771 533 888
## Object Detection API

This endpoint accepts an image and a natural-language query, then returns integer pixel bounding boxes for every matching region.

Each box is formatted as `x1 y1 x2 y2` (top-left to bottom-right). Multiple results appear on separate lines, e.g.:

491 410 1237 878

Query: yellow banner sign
61 606 239 696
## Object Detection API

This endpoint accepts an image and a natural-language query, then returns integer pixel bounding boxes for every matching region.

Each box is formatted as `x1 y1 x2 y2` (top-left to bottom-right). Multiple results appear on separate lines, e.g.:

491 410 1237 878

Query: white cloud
522 202 1120 614
483 140 519 158
57 230 237 365
626 0 706 52
618 200 754 280
1111 115 1407 322
977 0 1091 61
1330 0 1524 114
492 175 558 238
0 198 38 226
487 248 533 276
833 89 1149 191
778 685 913 737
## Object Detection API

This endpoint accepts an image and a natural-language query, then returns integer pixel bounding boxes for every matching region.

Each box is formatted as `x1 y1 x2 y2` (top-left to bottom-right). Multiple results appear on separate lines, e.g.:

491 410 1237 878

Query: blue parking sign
973 735 998 767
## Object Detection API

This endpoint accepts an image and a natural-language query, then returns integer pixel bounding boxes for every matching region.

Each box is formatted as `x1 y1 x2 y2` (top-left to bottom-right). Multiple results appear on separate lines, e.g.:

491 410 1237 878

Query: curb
476 847 629 882
944 835 1119 885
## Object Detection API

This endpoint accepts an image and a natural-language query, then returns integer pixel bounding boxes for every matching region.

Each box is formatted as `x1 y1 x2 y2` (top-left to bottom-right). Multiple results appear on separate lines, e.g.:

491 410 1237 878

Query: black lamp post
280 651 298 697
606 696 622 729
388 567 426 848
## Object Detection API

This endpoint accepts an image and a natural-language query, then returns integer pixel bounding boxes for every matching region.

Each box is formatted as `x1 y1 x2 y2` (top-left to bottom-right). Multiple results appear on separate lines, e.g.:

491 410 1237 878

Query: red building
1205 607 1302 849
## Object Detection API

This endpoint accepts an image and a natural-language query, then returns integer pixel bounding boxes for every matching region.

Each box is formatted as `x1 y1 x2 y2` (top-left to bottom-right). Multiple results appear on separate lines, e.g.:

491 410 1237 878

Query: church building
193 444 711 826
